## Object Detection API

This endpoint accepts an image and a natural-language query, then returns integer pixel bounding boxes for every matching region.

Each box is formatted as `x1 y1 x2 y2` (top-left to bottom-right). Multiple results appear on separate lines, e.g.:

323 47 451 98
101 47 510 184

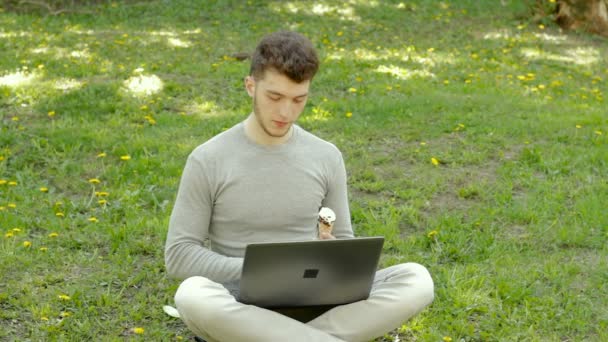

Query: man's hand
319 231 336 240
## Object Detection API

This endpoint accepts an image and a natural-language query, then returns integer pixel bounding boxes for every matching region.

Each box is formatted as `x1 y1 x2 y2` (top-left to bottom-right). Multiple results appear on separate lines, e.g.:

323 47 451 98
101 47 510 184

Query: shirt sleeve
164 153 243 282
322 150 355 239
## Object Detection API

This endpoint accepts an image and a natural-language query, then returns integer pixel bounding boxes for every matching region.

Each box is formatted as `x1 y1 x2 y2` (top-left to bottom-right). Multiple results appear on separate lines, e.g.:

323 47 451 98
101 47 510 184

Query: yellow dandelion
133 327 145 334
56 212 65 217
23 241 32 248
443 80 450 85
48 111 56 117
60 311 72 318
0 156 4 161
0 179 7 185
39 247 48 252
48 232 59 238
427 230 438 239
595 130 603 135
345 112 353 118
88 217 98 223
58 294 71 301
8 203 16 208
88 178 101 184
95 191 110 197
443 337 453 342
348 87 357 93
431 157 440 166
120 155 131 161
337 31 343 37
140 105 148 110
8 181 17 186
97 152 107 158
40 187 49 192
4 232 14 238
420 142 427 146
576 125 582 129
98 199 108 205
12 116 19 121
41 316 49 321
538 24 545 30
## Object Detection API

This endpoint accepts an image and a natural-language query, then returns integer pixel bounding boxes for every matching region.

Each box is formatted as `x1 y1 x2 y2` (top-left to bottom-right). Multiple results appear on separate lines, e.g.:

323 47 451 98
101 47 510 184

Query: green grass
1 0 607 341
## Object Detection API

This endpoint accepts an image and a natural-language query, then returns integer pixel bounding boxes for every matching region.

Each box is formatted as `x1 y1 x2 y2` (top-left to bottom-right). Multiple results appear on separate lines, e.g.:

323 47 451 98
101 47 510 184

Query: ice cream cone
318 207 336 239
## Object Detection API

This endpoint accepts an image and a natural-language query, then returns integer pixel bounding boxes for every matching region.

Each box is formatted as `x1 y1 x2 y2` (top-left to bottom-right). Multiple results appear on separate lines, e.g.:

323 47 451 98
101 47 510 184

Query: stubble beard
253 95 291 138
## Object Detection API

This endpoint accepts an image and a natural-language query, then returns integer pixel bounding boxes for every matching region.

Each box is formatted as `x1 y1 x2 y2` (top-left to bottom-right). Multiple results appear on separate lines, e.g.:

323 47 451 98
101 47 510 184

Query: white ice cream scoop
318 207 336 225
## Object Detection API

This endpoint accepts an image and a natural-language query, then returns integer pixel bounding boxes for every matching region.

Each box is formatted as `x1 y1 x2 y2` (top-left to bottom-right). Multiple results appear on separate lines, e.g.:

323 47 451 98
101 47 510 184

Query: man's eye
269 96 280 101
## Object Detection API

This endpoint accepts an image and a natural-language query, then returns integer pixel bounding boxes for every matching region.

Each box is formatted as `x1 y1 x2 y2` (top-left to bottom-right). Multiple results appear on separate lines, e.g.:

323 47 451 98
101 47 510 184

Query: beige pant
174 263 434 342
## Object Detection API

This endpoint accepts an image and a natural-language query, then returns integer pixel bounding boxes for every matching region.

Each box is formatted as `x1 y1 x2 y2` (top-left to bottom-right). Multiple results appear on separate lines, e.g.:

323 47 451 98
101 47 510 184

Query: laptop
237 236 384 313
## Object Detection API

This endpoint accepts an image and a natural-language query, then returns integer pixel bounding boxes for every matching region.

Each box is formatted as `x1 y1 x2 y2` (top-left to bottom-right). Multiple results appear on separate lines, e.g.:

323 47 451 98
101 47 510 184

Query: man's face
245 69 311 139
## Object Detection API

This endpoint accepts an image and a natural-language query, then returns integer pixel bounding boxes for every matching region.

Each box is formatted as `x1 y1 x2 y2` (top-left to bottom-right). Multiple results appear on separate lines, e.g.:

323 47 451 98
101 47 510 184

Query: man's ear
244 76 255 97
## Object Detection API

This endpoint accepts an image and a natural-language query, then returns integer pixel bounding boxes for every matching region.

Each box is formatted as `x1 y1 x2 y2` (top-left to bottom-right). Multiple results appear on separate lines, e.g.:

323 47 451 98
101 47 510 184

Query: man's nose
278 101 295 119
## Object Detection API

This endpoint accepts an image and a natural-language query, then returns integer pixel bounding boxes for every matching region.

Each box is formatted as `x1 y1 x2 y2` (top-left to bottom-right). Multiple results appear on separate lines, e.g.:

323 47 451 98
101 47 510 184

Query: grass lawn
1 0 607 341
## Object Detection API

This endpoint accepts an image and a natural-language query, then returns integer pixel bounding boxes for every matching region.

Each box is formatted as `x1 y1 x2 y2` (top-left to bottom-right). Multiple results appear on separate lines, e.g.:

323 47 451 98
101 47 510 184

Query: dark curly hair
250 31 319 83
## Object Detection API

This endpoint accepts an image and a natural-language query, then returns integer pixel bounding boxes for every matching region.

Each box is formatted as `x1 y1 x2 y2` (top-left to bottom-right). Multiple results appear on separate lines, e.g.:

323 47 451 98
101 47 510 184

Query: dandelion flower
97 152 107 158
576 125 582 129
88 178 101 184
88 217 98 223
4 232 14 238
431 157 440 166
56 212 65 217
60 311 72 318
443 337 453 342
8 181 17 186
120 155 131 161
12 117 19 121
132 327 145 334
40 247 48 251
8 203 16 208
12 228 21 233
0 179 6 185
420 142 427 146
98 199 107 205
427 230 438 239
48 232 59 238
40 187 49 192
348 87 357 93
595 130 603 135
95 191 110 197
58 294 71 301
48 111 56 117
23 241 32 248
41 316 49 321
345 112 353 118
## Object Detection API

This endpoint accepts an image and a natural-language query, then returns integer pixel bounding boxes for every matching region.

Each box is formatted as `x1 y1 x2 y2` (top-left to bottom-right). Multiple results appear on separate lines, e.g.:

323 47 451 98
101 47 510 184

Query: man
165 31 434 342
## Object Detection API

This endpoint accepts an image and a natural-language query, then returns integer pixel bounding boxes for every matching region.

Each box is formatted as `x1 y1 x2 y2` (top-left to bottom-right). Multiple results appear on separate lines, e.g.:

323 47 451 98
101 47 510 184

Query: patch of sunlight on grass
329 46 452 66
483 30 567 44
123 73 163 97
185 100 221 117
53 78 85 91
376 64 436 80
0 70 39 88
274 1 361 21
167 37 191 48
0 31 31 38
30 46 92 60
520 46 599 65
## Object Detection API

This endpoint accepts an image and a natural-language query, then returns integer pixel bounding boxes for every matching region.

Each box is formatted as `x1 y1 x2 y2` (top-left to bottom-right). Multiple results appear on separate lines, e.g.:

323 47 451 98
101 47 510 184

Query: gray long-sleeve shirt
165 122 353 283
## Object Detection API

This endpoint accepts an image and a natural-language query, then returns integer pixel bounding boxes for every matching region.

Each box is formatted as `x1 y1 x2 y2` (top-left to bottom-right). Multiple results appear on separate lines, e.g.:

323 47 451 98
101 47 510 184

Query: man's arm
322 151 354 239
165 154 243 282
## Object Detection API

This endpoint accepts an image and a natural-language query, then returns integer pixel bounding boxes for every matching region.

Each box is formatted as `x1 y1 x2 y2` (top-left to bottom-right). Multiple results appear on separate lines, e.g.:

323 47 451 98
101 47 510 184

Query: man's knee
394 262 435 306
174 276 224 323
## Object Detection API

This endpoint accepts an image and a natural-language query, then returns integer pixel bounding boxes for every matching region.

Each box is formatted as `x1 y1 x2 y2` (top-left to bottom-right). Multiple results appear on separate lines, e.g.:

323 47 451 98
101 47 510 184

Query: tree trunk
555 0 608 37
